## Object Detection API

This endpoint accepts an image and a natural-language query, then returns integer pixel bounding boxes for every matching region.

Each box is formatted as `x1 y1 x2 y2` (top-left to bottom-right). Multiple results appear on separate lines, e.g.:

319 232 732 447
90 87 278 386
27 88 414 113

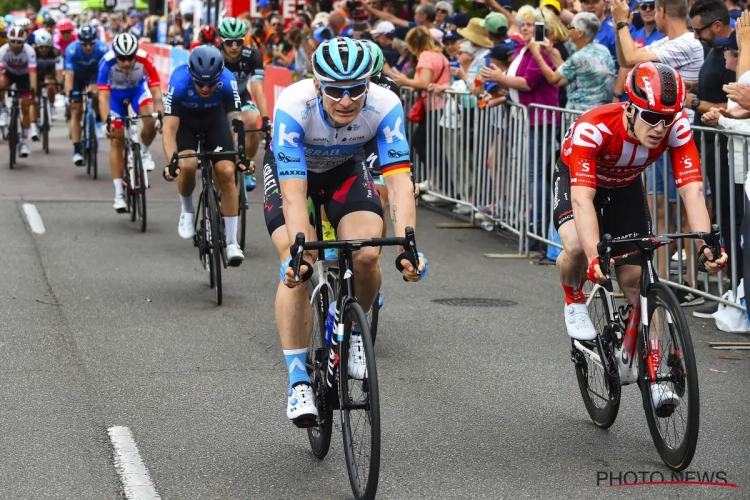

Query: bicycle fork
614 300 641 385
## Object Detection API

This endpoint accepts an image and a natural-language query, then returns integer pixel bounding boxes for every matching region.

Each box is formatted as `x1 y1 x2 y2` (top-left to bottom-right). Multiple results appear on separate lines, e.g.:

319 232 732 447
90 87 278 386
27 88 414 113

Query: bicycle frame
110 110 162 190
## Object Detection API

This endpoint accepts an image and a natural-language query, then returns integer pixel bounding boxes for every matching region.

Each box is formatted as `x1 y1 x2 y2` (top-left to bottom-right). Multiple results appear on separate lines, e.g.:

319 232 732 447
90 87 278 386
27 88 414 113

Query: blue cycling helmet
312 37 373 83
188 45 224 82
78 25 97 43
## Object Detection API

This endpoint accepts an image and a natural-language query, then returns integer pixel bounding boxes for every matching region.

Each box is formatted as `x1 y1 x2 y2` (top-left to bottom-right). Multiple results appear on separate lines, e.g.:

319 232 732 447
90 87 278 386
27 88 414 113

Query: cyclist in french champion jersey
218 17 270 191
554 62 727 406
266 38 426 427
99 33 164 213
0 26 37 158
65 25 108 166
161 45 248 265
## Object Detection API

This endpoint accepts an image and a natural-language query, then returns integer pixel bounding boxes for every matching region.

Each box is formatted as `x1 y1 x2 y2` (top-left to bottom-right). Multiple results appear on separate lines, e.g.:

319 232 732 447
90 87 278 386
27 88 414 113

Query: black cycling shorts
553 158 652 258
238 90 259 113
176 105 235 163
1 71 31 95
262 149 383 236
69 72 96 102
36 66 58 84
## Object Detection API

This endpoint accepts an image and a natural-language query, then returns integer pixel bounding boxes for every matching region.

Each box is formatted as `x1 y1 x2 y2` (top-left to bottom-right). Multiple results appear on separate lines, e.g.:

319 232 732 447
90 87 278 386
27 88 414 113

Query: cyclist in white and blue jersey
64 25 108 165
161 45 247 266
265 37 427 427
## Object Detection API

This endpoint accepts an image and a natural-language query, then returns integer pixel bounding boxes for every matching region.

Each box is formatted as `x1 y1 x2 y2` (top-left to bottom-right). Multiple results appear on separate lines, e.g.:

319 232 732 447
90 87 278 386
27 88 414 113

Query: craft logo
596 470 737 488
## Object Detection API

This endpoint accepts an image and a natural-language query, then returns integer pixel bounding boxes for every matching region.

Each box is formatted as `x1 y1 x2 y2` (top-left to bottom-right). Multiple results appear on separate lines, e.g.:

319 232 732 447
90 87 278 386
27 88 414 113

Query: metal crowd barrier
401 87 749 312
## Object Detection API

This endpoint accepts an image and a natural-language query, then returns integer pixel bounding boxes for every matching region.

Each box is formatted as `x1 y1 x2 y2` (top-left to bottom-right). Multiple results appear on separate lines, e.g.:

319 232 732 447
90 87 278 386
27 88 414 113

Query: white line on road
107 426 161 500
22 203 45 234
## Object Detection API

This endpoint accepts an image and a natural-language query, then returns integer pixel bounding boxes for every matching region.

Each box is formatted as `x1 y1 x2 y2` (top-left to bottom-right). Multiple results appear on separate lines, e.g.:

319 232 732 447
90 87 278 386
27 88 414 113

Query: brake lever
698 223 722 271
596 234 613 280
291 232 305 282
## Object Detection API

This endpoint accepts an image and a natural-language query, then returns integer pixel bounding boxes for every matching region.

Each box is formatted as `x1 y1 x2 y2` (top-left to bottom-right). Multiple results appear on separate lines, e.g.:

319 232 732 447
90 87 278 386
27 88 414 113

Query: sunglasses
223 38 243 47
9 40 24 45
117 54 136 61
635 105 678 127
437 8 449 14
639 3 655 10
193 78 220 88
320 82 368 101
580 0 601 4
80 42 95 47
271 22 281 27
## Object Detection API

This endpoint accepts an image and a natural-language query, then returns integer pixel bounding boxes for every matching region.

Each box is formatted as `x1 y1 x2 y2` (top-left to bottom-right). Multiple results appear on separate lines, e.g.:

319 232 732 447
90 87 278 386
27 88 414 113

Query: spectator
127 11 144 38
725 0 742 27
168 16 185 46
328 11 353 37
435 1 453 30
442 29 463 61
456 17 493 81
581 0 617 60
144 15 159 42
528 12 615 111
631 0 664 47
448 40 480 89
372 21 399 67
366 2 437 40
480 5 560 246
392 38 413 73
483 12 520 48
444 13 471 31
690 0 743 317
182 12 194 49
274 28 312 78
268 14 292 64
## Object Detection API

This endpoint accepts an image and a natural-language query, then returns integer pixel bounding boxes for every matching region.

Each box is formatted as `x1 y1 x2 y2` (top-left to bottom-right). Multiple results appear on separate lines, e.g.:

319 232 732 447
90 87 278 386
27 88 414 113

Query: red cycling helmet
199 25 216 42
57 18 75 32
625 61 686 115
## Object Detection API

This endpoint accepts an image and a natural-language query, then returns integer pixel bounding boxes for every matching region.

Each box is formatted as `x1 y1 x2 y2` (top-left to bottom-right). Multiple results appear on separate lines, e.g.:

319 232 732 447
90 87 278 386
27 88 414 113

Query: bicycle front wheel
306 273 334 458
206 186 222 305
574 283 621 428
9 106 19 169
42 99 50 154
236 170 248 251
133 145 147 232
88 114 98 180
638 282 699 471
339 301 380 500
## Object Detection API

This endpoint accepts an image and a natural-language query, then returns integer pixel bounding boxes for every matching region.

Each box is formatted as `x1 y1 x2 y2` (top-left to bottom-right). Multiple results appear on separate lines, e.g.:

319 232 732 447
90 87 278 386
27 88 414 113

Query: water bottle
325 302 336 345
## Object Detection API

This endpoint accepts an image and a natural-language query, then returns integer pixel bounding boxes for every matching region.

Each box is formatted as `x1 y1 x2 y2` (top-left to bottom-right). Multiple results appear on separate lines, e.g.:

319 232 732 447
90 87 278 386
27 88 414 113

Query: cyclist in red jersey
188 25 221 51
554 62 727 349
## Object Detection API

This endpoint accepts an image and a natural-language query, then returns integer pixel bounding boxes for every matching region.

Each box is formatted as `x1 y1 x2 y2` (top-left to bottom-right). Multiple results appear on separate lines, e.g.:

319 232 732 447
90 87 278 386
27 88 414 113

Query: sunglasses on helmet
634 105 678 127
319 81 368 101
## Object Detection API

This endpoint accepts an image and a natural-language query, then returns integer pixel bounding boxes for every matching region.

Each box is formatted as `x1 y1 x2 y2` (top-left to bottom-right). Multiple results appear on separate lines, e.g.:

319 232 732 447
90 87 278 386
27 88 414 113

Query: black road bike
235 124 271 251
297 197 420 500
0 87 27 169
38 81 63 154
574 225 722 470
71 90 99 179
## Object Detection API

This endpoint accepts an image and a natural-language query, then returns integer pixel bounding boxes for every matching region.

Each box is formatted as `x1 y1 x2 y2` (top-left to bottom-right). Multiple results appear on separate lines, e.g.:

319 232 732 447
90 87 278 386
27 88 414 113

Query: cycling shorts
69 72 97 102
36 66 58 84
262 149 383 236
553 158 652 259
239 90 259 114
1 71 32 97
109 81 153 128
175 104 235 163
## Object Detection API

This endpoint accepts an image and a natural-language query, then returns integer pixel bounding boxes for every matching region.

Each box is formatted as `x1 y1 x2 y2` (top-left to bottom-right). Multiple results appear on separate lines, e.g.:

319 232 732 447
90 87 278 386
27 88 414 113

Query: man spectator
328 11 353 37
689 0 742 317
444 13 471 30
482 12 519 48
582 0 618 60
631 0 664 47
366 2 436 40
725 0 742 27
442 29 463 61
182 12 194 49
371 21 399 67
127 11 144 39
268 14 291 64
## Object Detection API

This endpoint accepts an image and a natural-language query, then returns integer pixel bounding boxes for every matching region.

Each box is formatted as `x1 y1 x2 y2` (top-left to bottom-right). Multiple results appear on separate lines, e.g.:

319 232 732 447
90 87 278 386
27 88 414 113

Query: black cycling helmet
188 45 224 82
43 16 56 28
78 25 97 43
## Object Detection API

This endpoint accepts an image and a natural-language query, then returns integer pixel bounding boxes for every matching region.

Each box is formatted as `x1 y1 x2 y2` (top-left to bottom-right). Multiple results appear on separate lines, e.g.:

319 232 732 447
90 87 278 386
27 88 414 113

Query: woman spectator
527 12 615 111
442 30 463 61
168 16 185 47
392 38 413 74
435 1 453 30
480 5 560 247
457 17 493 81
390 26 451 195
274 28 314 79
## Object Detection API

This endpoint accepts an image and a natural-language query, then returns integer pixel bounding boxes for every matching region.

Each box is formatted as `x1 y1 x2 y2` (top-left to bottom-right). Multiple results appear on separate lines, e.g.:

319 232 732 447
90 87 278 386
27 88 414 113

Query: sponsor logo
183 102 199 108
164 85 174 114
277 123 300 147
312 137 327 142
347 124 360 131
388 149 409 159
366 152 378 170
187 89 194 96
279 169 306 177
277 152 301 163
668 116 692 148
571 122 604 148
301 102 315 120
642 76 655 107
362 104 380 114
382 117 405 144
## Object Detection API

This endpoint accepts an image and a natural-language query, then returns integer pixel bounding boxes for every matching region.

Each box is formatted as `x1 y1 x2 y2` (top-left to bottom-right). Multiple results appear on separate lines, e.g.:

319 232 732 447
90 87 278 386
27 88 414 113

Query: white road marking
107 426 161 500
22 203 46 234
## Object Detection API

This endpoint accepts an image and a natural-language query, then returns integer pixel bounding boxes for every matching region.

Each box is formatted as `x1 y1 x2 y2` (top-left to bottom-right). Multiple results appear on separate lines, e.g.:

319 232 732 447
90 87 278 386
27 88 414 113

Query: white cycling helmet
89 18 100 28
113 33 138 57
8 26 27 42
35 30 53 47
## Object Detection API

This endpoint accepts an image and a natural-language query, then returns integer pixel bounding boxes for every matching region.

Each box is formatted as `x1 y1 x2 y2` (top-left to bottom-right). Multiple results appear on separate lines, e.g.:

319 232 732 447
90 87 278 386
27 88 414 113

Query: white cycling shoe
29 123 39 141
19 142 30 158
178 212 196 239
226 243 244 267
651 383 680 416
73 152 84 166
141 150 155 171
0 109 8 127
564 303 598 341
50 107 58 121
287 383 318 427
113 194 127 213
348 333 367 380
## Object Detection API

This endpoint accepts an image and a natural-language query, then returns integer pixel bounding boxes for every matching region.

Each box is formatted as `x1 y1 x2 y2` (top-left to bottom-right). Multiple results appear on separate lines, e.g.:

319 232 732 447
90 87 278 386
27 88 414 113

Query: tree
0 0 41 16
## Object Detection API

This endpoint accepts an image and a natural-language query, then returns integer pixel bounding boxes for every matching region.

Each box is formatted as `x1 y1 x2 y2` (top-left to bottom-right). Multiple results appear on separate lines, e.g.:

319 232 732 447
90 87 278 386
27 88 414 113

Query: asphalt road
0 117 749 500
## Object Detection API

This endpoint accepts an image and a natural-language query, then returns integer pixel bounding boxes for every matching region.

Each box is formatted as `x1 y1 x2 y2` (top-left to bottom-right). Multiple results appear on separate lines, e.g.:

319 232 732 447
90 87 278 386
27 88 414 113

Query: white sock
113 179 124 197
142 144 150 155
22 128 28 139
180 195 194 213
224 216 238 246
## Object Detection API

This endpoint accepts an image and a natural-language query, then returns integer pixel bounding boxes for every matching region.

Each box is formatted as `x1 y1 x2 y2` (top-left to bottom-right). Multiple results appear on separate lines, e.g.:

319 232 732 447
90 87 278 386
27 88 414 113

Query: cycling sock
142 143 150 155
21 128 28 139
562 282 585 304
224 216 238 245
283 348 311 389
74 142 82 154
180 195 194 213
113 179 124 197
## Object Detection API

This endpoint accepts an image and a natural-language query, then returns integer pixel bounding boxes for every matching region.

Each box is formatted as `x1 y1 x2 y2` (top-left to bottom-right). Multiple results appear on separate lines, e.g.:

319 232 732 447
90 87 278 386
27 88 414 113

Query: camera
347 0 369 20
251 18 265 35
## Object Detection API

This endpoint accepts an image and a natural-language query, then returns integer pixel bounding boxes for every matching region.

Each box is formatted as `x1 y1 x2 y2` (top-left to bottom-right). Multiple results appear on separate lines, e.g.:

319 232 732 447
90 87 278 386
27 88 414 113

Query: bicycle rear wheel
339 301 380 500
9 105 19 169
307 273 334 458
573 283 621 429
206 186 222 305
638 282 699 471
236 170 248 251
369 293 380 345
87 113 98 180
42 98 50 154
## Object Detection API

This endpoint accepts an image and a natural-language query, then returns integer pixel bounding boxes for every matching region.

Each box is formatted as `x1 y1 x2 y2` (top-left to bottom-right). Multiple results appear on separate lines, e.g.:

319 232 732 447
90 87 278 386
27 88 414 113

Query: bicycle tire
237 171 248 251
9 105 19 169
88 113 98 180
129 147 138 222
42 98 50 154
340 301 380 500
370 293 380 345
206 185 222 305
123 162 132 215
573 283 621 428
306 273 334 458
133 145 147 232
638 282 699 471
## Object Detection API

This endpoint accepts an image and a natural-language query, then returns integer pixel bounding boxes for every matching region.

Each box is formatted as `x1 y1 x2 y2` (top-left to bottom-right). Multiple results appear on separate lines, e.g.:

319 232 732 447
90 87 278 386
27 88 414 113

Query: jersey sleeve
138 51 161 88
668 111 703 188
249 49 264 81
221 73 242 113
26 45 37 72
54 49 63 71
0 45 7 72
97 55 113 90
375 101 411 177
563 119 602 189
272 92 308 180
163 74 183 117
64 45 77 71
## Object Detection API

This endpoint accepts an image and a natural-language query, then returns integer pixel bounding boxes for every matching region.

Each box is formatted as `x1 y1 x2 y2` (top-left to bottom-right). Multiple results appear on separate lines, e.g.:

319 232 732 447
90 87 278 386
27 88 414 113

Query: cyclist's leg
323 156 384 310
240 98 260 161
174 119 200 237
17 74 34 151
133 82 156 146
206 109 240 247
69 73 85 156
646 157 674 279
0 72 9 123
108 90 129 208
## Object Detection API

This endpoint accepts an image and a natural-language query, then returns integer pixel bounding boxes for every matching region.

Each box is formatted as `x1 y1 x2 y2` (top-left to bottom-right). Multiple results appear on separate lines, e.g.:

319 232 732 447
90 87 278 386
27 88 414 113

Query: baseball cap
714 30 737 50
443 29 463 42
445 13 470 28
482 13 508 34
371 20 395 35
489 43 514 63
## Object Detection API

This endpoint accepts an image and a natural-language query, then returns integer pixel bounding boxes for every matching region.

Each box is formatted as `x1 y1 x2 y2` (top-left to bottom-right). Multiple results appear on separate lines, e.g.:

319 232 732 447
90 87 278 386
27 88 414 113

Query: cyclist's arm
571 186 601 264
141 52 163 113
615 20 658 67
222 75 243 152
566 126 602 263
96 61 111 119
249 51 268 119
64 47 75 97
162 115 180 161
28 48 38 98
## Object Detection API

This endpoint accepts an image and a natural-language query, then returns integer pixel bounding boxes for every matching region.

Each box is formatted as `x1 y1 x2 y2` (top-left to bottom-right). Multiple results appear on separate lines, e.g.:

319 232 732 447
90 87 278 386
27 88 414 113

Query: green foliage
451 0 493 18
0 0 41 17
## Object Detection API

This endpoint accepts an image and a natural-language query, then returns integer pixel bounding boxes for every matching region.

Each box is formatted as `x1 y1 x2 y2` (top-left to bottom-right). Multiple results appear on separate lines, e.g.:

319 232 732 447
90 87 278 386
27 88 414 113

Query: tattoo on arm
227 111 241 151
391 204 397 226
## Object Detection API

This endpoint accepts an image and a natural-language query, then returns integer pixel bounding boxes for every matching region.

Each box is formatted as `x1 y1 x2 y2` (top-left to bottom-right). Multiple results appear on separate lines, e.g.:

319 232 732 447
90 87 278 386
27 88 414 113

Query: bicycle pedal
292 415 318 429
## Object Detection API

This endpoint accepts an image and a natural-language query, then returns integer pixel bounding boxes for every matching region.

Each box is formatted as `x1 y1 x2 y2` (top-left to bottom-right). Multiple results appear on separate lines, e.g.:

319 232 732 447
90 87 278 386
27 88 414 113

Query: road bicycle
38 81 62 154
296 196 420 500
71 90 98 179
0 87 25 169
108 107 162 233
235 123 271 252
573 224 722 471
167 122 246 305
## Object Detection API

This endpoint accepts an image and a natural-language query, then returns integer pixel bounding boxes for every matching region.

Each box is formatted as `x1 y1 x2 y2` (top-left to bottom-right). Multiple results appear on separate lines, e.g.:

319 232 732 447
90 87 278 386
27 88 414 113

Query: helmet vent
659 66 676 106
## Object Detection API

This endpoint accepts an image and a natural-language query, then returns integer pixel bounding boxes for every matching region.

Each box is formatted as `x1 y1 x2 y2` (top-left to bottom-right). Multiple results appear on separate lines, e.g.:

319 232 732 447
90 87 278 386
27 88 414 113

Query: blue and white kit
97 49 161 118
